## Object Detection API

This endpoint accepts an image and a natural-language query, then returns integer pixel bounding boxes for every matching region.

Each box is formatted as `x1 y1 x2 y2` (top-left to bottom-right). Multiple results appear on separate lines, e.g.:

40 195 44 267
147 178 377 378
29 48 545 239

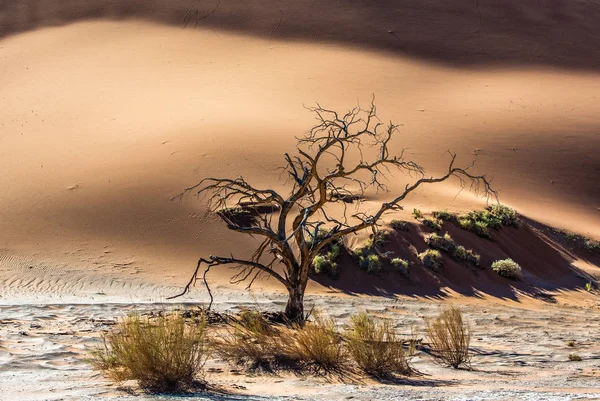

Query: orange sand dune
1 19 599 296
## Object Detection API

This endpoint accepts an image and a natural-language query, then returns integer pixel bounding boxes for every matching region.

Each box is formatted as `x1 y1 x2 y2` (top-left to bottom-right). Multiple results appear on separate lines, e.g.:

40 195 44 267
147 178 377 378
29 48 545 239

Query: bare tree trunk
285 286 305 323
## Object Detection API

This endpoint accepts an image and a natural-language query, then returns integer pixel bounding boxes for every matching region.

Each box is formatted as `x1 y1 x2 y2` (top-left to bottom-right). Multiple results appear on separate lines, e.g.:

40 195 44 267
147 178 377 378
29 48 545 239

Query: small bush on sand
418 249 442 272
391 258 410 275
214 310 294 370
458 216 491 239
354 247 384 274
345 313 414 378
432 210 458 224
310 236 342 278
455 205 519 238
452 245 481 267
569 353 582 362
90 312 209 393
425 232 456 252
489 204 520 227
390 219 409 231
412 208 423 220
290 316 345 371
366 231 390 248
423 218 442 231
491 258 522 280
364 253 383 273
567 340 576 347
425 307 471 369
584 239 600 253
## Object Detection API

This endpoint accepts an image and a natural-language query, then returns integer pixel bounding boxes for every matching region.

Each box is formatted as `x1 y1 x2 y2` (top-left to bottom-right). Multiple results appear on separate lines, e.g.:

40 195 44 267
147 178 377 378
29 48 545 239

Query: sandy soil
1 291 600 401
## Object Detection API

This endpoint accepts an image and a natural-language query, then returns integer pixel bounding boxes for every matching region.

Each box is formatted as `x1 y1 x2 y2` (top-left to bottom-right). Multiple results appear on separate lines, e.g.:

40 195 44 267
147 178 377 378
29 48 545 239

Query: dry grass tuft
425 306 471 369
290 316 345 371
90 312 209 393
213 310 295 371
344 313 414 379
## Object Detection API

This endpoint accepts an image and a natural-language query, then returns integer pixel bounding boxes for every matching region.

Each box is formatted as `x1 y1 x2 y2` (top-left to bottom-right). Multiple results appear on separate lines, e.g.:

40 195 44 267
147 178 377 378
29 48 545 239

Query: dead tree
171 100 495 322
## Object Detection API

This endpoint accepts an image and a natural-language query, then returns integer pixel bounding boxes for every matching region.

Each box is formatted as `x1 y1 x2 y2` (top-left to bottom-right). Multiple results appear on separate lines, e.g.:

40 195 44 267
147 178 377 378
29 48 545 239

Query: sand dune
1 20 599 292
1 4 600 399
3 0 600 70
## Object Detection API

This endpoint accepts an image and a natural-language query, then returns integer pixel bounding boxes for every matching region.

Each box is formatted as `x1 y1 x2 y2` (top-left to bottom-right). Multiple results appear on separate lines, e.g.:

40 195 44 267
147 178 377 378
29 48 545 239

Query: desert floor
1 288 600 401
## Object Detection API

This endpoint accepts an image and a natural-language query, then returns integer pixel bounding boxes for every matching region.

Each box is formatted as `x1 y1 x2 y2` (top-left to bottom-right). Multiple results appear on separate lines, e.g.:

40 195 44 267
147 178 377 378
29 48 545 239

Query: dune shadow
312 218 596 302
3 0 600 70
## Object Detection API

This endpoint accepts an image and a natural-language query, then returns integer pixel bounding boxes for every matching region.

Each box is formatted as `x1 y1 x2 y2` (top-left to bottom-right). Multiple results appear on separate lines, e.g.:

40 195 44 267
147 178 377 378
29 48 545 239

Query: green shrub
391 258 409 275
452 245 481 266
390 219 409 231
310 235 342 278
584 239 600 253
412 208 423 220
458 216 491 239
425 307 471 369
290 316 345 370
432 210 458 223
491 258 522 280
418 249 442 272
423 218 442 231
345 313 414 378
569 353 582 362
425 232 456 252
454 205 518 238
366 231 390 248
365 253 383 273
489 204 519 226
90 312 209 393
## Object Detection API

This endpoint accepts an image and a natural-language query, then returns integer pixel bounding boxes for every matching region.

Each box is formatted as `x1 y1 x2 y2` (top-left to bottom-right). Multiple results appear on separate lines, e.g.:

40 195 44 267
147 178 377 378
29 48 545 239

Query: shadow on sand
311 218 598 302
3 0 600 70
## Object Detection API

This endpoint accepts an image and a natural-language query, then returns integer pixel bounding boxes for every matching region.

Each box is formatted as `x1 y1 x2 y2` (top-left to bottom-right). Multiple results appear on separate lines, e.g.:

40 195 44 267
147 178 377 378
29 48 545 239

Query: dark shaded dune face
311 222 590 300
3 0 600 70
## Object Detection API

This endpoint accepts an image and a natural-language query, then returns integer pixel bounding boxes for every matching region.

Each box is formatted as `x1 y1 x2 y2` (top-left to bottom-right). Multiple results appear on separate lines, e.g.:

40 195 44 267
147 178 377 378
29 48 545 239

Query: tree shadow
3 0 600 71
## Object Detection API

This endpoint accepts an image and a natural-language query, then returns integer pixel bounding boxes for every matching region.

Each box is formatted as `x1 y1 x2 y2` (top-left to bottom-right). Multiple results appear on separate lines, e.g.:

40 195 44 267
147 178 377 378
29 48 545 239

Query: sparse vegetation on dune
491 258 522 280
430 204 520 239
90 312 209 393
425 307 471 369
425 233 480 267
423 218 443 231
552 228 600 254
390 219 409 231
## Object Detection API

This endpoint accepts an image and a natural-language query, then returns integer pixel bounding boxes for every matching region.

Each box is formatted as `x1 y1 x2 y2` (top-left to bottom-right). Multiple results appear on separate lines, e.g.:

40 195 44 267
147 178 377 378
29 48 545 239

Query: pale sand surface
1 4 600 400
1 291 600 401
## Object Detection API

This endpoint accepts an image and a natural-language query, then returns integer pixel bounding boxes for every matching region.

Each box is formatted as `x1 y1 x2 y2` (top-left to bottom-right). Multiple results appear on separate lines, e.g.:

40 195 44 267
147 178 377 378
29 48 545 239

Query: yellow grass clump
425 306 471 369
290 316 345 371
213 310 296 370
91 312 209 393
344 312 414 378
